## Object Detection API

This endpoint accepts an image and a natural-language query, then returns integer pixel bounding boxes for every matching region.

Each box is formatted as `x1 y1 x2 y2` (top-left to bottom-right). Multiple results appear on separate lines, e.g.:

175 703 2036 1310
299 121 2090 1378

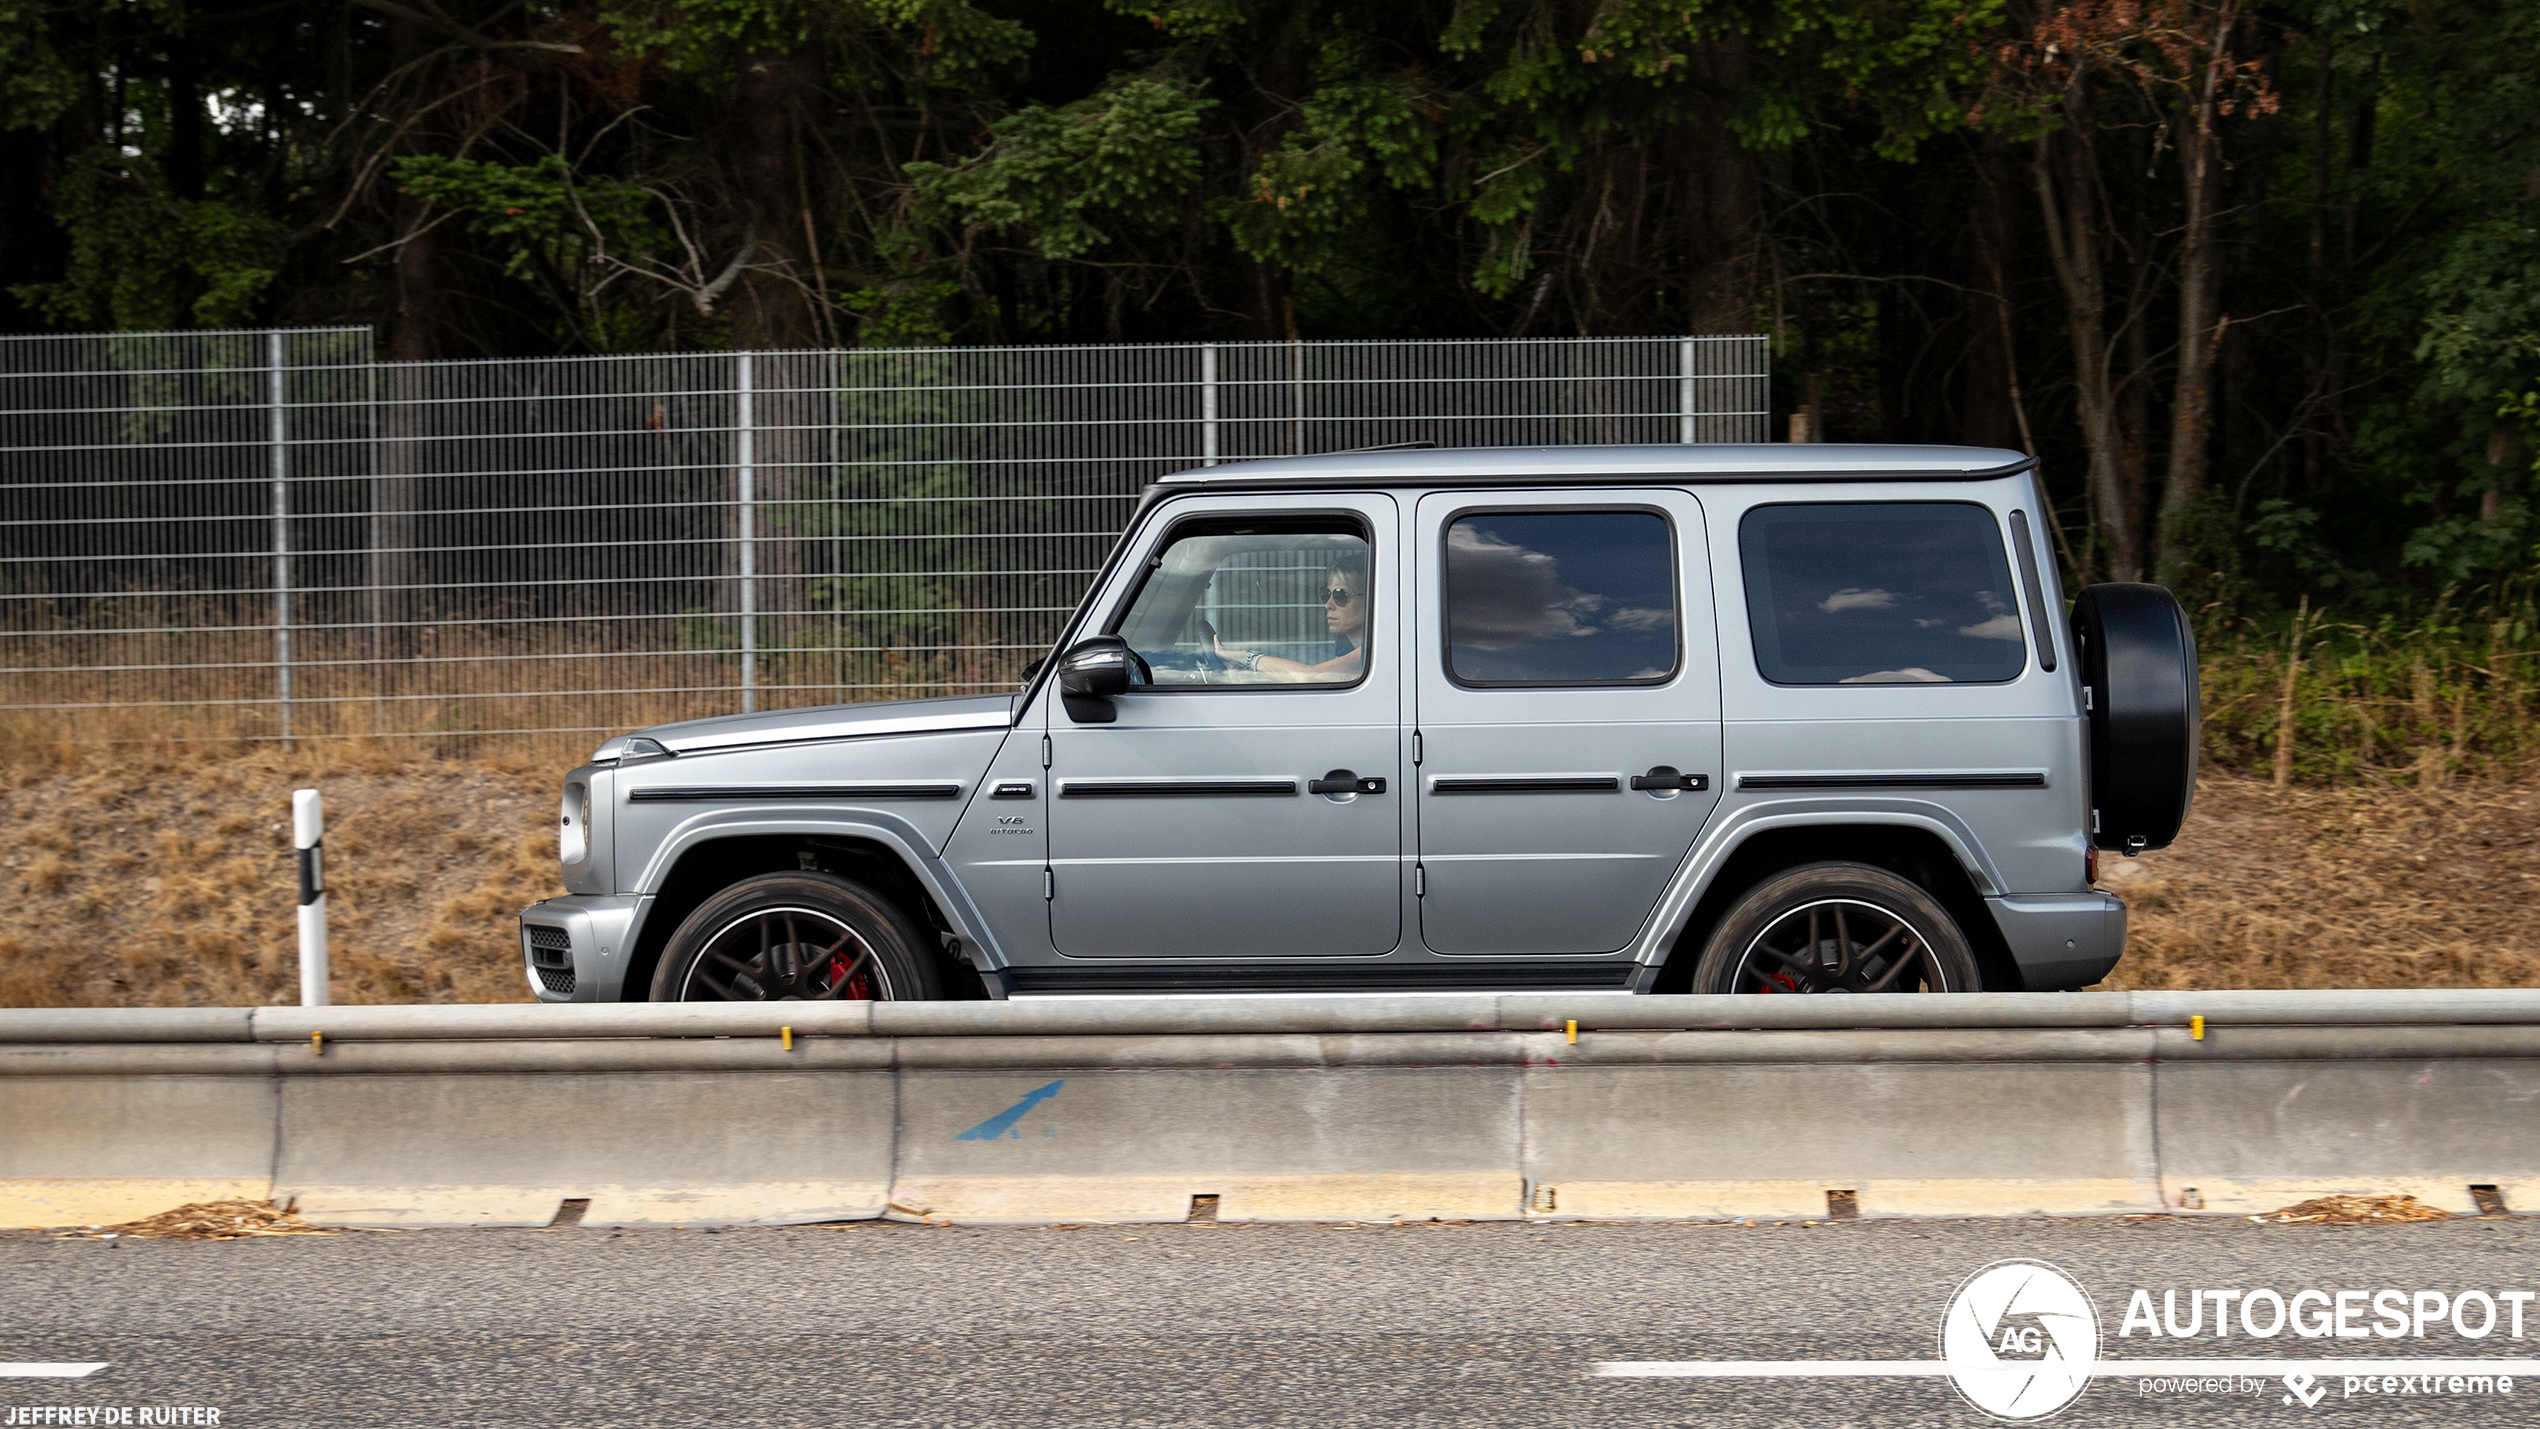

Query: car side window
1110 518 1371 687
1442 509 1680 686
1739 502 2027 685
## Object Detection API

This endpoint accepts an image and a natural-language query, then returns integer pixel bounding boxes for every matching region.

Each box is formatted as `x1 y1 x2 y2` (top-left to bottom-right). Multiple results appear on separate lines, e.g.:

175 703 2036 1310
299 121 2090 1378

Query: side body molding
1624 797 2012 982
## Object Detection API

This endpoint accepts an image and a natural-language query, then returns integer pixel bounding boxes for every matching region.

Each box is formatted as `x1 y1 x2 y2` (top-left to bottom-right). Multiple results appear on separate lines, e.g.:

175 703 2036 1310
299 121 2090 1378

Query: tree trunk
2033 122 2137 581
166 60 205 203
2156 2 2239 584
1680 35 1759 336
1963 141 2029 454
2302 36 2332 492
730 50 821 352
376 15 440 665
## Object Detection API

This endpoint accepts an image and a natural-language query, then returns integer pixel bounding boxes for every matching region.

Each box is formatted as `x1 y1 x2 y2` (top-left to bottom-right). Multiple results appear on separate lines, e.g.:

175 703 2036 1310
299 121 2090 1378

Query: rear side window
1443 509 1679 686
1739 503 2026 685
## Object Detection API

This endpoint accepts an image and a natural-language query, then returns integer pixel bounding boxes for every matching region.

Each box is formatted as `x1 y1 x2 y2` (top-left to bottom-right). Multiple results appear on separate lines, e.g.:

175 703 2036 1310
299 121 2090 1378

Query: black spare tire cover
2072 583 2198 852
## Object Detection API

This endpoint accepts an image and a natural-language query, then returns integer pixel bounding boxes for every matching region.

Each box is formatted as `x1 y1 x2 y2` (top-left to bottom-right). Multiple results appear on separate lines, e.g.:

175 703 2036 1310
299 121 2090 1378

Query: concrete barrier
3 992 2536 1227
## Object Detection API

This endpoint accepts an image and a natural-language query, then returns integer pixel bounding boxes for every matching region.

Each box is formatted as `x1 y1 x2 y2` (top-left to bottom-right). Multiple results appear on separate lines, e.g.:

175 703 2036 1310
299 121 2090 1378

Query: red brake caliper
1756 971 1799 994
828 950 874 1001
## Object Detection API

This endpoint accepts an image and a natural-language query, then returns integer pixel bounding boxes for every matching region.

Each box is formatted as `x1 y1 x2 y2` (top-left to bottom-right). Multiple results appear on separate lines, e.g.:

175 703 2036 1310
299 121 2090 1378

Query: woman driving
1212 559 1366 682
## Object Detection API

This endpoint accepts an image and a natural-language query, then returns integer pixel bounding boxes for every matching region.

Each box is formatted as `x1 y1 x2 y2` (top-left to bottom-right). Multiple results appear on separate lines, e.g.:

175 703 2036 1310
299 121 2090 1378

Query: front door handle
1629 766 1711 792
1309 770 1387 795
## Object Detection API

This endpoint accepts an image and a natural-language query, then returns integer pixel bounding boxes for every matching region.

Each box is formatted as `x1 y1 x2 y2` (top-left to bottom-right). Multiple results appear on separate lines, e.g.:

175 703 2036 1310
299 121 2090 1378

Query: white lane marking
1593 1359 2540 1378
0 1364 108 1378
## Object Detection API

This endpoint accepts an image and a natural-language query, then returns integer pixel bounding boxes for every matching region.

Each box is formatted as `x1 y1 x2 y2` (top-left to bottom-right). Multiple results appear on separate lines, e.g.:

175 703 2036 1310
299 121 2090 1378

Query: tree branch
346 0 580 77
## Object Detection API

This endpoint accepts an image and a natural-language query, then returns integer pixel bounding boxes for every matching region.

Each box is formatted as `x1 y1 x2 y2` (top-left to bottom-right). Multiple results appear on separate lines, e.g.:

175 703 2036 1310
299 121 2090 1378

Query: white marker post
293 789 328 1007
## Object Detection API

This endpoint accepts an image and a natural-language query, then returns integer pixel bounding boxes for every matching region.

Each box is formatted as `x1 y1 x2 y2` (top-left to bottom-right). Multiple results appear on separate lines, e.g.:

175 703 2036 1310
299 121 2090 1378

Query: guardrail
5 991 2534 1228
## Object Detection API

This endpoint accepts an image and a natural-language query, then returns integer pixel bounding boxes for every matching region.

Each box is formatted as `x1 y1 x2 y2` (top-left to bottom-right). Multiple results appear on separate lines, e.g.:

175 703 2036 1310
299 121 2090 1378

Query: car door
1410 490 1723 955
1046 493 1403 958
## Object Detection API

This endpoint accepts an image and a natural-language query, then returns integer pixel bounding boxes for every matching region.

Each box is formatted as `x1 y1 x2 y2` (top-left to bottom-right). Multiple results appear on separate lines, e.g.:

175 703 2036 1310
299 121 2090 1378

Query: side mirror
1056 636 1138 723
1019 655 1047 681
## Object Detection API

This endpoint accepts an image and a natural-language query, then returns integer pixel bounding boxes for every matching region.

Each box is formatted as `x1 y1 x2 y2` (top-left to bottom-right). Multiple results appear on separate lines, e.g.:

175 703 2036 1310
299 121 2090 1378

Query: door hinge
1412 731 1423 765
1040 734 1053 768
1413 864 1425 897
1043 868 1055 900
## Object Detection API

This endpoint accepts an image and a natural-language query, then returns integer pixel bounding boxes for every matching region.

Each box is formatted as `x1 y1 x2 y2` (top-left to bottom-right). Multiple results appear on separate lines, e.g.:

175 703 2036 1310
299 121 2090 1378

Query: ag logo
1938 1259 2101 1420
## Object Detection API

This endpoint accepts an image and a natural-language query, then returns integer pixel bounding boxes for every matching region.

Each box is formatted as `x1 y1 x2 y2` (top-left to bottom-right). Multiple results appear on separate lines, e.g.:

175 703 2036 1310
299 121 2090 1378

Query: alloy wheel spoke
1861 936 1929 993
1833 920 1906 992
705 945 761 979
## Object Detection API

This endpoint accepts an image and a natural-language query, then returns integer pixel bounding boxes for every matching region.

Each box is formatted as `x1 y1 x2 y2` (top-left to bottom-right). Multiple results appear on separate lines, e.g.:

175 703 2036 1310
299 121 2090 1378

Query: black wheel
650 872 945 1002
1690 862 1981 994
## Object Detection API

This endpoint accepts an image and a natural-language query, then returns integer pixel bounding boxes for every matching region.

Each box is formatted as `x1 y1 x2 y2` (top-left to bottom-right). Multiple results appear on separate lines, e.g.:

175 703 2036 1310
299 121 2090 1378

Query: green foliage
604 0 1028 86
1215 45 1441 271
394 154 671 351
907 78 1213 260
2195 582 2540 784
1576 0 2006 156
396 154 664 256
0 0 83 130
8 151 280 329
2415 221 2540 408
843 280 962 348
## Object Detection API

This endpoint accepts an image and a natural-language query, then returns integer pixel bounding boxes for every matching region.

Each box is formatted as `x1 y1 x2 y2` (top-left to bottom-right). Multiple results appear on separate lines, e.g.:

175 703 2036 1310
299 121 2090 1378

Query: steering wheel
1192 618 1229 673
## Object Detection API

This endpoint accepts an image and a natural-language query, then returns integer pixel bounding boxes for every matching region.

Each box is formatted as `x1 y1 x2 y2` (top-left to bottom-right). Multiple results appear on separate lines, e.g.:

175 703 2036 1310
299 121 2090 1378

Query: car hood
592 694 1017 759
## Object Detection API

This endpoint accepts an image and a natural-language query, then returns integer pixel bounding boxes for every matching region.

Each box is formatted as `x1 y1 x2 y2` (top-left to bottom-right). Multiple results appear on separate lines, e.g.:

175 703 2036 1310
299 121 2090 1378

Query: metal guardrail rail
5 991 2533 1230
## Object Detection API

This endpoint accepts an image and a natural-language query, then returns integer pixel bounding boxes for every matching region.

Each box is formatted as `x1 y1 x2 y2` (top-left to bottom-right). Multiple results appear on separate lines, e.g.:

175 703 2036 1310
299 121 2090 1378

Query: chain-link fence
1 330 1770 745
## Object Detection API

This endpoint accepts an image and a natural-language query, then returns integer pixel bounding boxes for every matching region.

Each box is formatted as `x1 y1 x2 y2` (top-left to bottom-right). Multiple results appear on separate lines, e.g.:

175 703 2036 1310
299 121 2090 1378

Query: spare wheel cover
2073 582 2199 852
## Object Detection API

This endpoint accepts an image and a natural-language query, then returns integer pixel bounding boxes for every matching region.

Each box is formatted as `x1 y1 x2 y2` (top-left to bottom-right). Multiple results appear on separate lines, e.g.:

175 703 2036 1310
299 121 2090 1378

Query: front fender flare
629 808 1007 969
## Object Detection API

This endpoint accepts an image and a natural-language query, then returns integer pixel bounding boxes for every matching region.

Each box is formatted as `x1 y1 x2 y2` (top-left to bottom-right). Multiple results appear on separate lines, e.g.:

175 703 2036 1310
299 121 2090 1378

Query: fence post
269 331 293 747
737 350 757 713
293 788 328 1007
1680 338 1698 444
1201 343 1219 467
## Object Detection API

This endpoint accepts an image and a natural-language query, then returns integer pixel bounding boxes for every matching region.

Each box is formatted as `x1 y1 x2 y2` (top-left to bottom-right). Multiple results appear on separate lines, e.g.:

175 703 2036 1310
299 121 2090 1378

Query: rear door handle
1308 770 1387 795
1629 766 1711 792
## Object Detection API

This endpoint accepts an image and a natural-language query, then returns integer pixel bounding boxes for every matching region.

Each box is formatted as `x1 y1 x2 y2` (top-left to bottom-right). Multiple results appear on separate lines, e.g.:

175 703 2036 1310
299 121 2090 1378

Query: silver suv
520 444 2197 1002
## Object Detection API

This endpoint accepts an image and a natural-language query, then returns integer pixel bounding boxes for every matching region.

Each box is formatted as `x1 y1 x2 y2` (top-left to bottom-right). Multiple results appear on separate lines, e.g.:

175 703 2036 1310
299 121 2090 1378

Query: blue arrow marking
955 1080 1063 1141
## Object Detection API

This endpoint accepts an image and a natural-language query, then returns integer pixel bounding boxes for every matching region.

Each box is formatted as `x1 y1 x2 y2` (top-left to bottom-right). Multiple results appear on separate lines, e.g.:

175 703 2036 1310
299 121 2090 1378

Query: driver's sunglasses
1324 587 1358 607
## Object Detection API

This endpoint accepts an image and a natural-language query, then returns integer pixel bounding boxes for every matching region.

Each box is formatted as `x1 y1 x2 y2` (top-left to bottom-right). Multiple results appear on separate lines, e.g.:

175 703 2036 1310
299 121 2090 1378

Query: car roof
1150 442 2033 490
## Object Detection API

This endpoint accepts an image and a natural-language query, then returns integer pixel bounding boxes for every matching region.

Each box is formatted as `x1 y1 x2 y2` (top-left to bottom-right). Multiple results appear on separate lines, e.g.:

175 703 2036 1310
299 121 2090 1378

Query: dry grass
2101 772 2540 990
0 736 555 1007
2253 1194 2453 1225
55 1199 359 1240
4 733 2537 1007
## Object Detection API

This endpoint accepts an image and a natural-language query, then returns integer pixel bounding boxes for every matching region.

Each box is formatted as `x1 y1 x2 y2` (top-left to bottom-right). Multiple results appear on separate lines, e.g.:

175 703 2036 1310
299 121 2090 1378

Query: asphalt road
4 1214 2535 1428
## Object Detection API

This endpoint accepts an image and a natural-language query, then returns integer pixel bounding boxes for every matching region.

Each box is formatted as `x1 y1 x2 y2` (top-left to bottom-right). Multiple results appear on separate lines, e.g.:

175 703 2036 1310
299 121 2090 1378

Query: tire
1689 862 1981 994
2072 582 2199 853
650 872 945 1002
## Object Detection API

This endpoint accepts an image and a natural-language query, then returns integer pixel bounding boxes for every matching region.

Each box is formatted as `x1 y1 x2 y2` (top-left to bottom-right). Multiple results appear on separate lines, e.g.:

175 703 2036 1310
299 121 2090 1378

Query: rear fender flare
1630 799 2008 974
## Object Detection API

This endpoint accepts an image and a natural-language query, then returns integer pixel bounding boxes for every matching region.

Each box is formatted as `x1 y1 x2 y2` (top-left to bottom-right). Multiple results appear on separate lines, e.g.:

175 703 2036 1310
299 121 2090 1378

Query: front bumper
1987 891 2127 991
518 895 645 1003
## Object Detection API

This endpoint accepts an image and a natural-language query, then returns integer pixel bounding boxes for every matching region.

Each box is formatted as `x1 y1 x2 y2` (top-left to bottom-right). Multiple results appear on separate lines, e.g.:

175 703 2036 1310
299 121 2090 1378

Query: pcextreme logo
1939 1259 2102 1421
